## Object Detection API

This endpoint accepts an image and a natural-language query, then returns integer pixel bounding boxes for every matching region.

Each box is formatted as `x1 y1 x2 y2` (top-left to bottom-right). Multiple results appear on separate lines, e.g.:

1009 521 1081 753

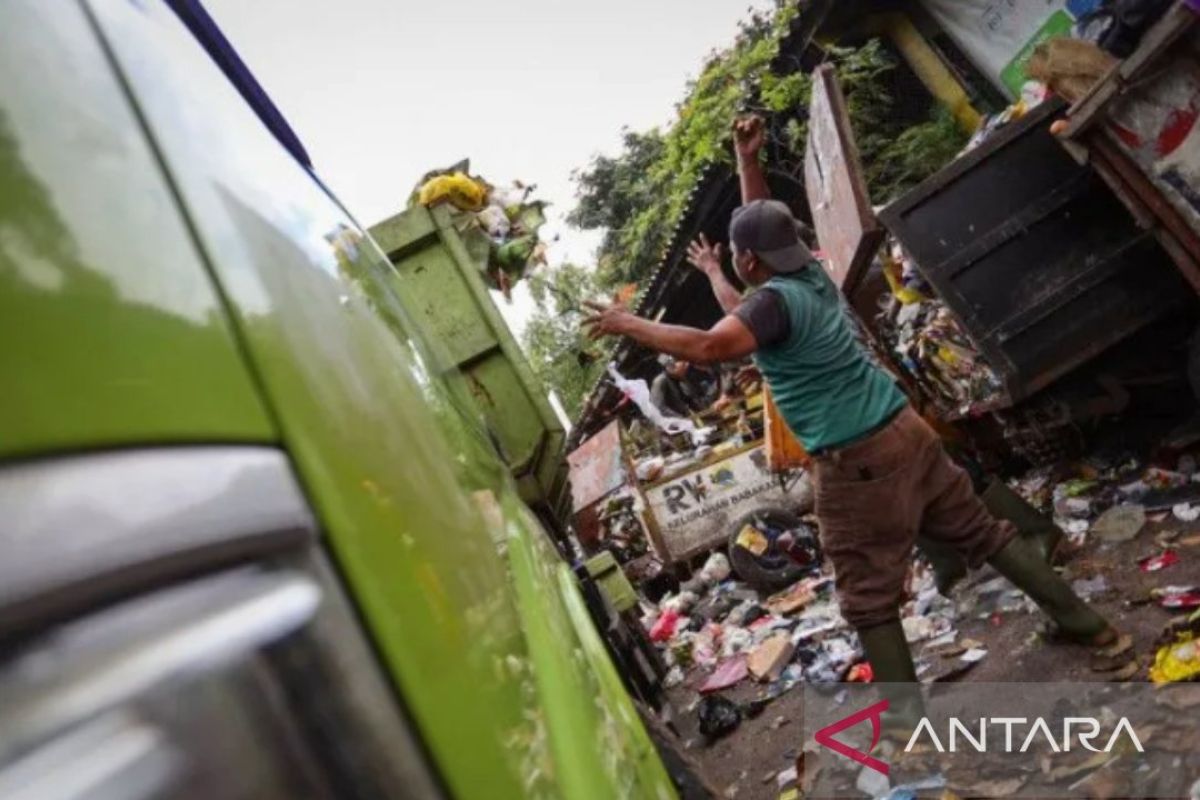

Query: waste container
370 205 569 517
879 99 1189 406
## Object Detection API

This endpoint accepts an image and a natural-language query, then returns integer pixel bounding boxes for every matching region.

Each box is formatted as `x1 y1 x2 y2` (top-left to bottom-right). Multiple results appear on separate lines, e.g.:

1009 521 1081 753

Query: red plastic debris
1140 550 1180 572
649 609 681 643
846 662 874 683
1156 588 1200 610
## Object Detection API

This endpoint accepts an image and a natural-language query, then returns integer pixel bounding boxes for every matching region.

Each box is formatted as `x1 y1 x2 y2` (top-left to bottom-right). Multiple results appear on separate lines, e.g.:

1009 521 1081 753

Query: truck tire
727 506 820 592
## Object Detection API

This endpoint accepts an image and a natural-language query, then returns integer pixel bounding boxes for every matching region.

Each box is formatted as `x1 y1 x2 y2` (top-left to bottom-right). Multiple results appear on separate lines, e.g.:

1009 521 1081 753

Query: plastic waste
1153 585 1200 609
476 204 511 238
606 364 699 440
697 695 742 740
662 591 699 614
416 171 488 211
1174 503 1200 522
635 456 665 482
650 609 681 642
1139 550 1179 572
1092 504 1146 542
700 552 732 583
1150 634 1200 684
699 655 749 694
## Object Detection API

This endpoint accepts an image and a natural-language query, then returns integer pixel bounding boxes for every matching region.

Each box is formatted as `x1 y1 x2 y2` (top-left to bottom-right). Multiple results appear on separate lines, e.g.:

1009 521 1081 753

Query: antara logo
813 700 1144 777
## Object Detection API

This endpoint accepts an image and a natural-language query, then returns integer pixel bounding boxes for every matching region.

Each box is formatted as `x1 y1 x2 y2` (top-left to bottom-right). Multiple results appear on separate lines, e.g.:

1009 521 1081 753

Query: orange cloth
763 386 810 472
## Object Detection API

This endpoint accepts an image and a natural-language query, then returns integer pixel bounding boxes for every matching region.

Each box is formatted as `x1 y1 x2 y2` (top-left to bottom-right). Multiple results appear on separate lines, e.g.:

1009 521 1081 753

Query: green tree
521 263 605 417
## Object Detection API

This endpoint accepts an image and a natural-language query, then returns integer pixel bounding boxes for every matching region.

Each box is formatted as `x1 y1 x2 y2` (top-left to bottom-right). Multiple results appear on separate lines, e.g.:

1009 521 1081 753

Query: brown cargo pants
812 405 1015 629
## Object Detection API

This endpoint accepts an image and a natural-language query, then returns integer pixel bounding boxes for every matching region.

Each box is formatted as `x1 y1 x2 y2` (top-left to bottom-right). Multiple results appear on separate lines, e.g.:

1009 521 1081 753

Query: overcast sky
205 0 773 334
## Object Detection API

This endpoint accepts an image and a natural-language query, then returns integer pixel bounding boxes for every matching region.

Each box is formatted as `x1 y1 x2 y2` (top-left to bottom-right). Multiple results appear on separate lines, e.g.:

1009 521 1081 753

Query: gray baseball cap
729 199 815 274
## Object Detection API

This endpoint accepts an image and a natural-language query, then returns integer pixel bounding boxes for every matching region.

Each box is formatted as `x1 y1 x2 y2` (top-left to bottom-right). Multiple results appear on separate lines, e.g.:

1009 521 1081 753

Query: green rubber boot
857 620 924 736
986 535 1111 642
981 479 1063 563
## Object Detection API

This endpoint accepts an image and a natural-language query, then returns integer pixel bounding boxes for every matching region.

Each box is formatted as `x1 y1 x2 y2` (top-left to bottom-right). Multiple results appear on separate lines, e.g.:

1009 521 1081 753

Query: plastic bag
699 552 732 583
606 364 698 440
697 695 741 740
416 172 487 212
649 609 680 642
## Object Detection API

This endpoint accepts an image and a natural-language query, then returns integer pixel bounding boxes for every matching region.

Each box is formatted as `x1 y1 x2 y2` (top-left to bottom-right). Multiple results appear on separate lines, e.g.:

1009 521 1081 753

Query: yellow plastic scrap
1149 633 1200 684
881 255 927 305
416 172 488 212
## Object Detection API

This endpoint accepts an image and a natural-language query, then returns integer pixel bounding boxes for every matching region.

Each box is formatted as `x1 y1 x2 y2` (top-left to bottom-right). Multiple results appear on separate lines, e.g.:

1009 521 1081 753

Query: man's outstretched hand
733 115 765 162
686 233 724 276
581 300 635 340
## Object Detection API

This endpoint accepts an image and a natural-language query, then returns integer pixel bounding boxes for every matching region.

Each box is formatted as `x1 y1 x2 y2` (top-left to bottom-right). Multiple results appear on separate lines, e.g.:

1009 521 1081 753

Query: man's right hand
686 233 723 276
733 115 765 162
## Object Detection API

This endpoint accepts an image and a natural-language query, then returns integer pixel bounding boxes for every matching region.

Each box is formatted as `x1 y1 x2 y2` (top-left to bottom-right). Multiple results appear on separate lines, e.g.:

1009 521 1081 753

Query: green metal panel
506 495 678 800
371 206 568 509
85 4 655 798
0 0 274 459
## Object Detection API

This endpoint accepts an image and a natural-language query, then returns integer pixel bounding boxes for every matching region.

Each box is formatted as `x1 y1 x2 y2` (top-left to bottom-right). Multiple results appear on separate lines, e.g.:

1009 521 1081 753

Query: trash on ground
1139 550 1180 572
748 633 796 682
1150 634 1200 684
1092 504 1146 542
1152 586 1200 610
699 655 749 694
698 695 742 740
1174 503 1200 522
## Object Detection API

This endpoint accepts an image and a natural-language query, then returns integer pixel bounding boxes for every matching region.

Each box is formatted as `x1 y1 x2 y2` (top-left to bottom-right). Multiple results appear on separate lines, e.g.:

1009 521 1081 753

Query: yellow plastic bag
1149 633 1200 684
417 172 488 212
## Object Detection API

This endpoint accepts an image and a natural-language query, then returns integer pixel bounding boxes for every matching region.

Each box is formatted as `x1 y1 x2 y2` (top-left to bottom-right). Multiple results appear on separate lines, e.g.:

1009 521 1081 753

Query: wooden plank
804 64 884 292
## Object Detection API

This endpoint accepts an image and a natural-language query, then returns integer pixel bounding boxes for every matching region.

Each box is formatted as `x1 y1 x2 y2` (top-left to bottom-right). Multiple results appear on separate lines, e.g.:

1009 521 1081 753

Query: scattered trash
748 633 796 682
856 762 891 798
766 579 818 616
663 665 686 688
845 662 874 682
650 609 681 642
412 166 549 298
607 364 699 440
1139 550 1179 572
775 766 798 788
1092 504 1146 542
699 656 749 694
960 648 988 663
1152 586 1200 610
1071 575 1109 600
1150 635 1200 684
698 695 742 740
1173 503 1200 522
700 552 732 583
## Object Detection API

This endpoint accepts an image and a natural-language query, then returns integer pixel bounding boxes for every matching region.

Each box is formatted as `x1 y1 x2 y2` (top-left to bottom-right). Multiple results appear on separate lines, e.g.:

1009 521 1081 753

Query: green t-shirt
743 267 907 452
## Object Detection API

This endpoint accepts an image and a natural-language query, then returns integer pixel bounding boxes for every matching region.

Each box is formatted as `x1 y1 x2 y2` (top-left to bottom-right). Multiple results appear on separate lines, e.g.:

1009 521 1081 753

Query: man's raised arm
734 115 770 203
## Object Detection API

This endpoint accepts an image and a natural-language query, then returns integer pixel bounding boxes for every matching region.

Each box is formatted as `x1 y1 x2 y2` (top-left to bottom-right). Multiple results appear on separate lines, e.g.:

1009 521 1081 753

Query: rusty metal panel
566 421 627 513
804 63 885 292
880 99 1187 403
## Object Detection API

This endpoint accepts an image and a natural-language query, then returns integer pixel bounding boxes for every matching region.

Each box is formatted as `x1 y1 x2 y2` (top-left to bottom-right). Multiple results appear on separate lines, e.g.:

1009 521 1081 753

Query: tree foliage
521 263 605 417
527 2 969 419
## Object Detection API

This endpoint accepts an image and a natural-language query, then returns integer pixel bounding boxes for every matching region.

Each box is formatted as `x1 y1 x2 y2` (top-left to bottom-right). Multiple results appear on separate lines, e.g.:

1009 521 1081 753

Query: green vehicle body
0 2 673 798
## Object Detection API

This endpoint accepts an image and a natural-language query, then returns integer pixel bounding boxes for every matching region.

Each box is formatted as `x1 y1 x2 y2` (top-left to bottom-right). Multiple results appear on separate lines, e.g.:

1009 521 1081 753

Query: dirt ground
665 514 1200 800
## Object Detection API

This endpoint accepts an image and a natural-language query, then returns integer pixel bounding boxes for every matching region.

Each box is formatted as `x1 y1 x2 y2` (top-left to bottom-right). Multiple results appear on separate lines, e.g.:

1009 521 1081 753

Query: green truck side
0 2 674 798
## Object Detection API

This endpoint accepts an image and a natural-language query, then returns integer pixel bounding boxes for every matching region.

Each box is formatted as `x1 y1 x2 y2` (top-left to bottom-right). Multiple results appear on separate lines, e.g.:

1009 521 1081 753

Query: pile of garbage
643 553 863 708
643 551 992 734
875 241 1005 417
412 161 549 299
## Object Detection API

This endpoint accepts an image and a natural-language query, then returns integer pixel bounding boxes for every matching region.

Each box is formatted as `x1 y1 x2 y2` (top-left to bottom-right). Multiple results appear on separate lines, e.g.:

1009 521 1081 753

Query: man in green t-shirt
584 116 1115 687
